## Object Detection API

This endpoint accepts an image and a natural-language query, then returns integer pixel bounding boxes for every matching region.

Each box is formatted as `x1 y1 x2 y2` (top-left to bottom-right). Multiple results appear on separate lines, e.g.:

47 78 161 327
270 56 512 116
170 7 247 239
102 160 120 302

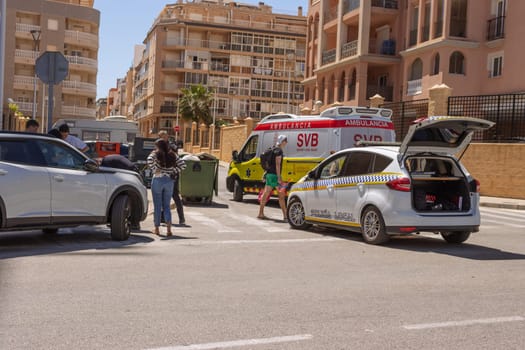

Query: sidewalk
480 196 525 210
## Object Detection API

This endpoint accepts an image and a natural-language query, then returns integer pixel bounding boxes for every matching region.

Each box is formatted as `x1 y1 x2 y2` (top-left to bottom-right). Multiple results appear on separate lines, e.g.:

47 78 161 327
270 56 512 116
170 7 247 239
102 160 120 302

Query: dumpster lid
195 152 217 160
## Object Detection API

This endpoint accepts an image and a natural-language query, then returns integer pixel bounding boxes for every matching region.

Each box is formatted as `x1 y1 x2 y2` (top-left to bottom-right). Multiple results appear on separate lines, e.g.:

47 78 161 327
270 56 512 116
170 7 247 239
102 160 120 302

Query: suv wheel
233 178 243 202
361 206 389 245
287 198 311 230
441 231 470 244
110 194 131 241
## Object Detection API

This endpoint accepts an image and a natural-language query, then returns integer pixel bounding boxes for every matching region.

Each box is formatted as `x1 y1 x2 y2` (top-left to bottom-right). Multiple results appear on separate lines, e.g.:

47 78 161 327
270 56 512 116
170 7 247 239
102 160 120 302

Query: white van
53 116 140 144
226 106 396 201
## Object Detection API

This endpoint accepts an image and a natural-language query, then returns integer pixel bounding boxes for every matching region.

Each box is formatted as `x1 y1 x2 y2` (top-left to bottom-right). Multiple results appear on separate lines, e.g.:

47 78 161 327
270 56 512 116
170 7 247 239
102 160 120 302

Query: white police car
286 116 495 245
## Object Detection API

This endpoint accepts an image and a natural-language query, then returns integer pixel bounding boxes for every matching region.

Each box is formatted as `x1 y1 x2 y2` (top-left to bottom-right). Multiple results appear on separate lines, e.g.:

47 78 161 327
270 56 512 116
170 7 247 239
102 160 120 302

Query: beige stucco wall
461 144 525 199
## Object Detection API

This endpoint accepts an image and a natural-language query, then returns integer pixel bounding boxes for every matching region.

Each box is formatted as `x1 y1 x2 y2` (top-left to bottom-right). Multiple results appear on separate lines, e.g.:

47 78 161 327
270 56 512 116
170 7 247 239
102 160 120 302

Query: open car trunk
406 156 472 212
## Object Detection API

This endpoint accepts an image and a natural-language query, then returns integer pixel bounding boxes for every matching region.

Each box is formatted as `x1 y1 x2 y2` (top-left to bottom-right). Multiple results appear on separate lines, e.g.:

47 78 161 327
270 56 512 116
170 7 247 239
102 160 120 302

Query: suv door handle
53 175 64 182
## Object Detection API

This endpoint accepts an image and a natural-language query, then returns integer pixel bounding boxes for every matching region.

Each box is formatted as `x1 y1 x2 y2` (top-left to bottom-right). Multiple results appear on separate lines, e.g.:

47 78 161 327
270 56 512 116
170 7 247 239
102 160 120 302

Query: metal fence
448 93 525 142
380 99 429 141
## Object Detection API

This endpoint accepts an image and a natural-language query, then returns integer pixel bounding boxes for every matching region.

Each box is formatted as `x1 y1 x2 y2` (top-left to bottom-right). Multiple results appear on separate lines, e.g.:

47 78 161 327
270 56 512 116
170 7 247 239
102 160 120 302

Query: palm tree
178 84 214 125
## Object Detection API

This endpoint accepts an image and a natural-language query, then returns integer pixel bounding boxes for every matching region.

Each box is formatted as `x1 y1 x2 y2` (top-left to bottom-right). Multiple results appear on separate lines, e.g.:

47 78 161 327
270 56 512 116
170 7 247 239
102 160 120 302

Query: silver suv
0 131 148 240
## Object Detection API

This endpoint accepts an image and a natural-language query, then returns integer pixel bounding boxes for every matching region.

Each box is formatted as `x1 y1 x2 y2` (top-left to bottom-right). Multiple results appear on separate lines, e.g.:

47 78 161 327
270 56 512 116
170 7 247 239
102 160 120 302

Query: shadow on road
289 224 525 261
0 226 154 260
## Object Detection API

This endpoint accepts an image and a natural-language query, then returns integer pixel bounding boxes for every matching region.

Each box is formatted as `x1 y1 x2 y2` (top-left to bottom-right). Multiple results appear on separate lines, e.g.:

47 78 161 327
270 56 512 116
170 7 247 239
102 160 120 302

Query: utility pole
30 29 41 120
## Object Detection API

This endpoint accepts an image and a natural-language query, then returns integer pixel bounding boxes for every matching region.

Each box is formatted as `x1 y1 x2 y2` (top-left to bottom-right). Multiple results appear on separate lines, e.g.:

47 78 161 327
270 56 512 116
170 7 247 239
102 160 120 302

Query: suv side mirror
84 159 99 172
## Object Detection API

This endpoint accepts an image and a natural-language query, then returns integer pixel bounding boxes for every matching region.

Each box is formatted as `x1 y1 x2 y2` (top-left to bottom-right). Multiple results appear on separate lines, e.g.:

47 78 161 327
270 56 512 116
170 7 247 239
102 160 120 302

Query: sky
94 0 308 100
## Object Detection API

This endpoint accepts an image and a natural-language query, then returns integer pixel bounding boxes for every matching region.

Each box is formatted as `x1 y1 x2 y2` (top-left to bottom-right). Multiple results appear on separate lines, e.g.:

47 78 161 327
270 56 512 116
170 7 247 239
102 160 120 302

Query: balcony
487 16 505 41
62 80 97 96
14 75 37 90
341 40 358 59
62 105 96 118
64 29 98 48
15 101 35 113
162 60 184 69
65 55 97 70
160 104 177 113
14 49 38 64
322 48 336 65
15 23 41 39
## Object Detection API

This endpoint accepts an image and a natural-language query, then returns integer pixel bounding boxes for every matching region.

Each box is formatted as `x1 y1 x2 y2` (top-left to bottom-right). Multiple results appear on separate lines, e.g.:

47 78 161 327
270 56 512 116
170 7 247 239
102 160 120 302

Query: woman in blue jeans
147 138 182 236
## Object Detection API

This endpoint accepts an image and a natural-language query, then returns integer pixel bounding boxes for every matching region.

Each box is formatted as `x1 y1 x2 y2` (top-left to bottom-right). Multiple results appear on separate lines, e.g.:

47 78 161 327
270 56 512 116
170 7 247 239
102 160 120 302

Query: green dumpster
179 153 219 205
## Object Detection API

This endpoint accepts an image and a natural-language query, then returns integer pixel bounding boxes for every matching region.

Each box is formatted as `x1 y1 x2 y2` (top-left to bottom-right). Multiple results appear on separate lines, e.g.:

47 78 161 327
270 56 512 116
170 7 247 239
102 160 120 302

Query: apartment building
304 0 523 109
132 0 306 137
2 0 99 130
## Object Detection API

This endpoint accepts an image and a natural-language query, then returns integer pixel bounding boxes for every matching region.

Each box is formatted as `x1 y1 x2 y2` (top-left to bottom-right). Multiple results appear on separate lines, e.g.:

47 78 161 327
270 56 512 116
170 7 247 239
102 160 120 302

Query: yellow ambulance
226 106 396 201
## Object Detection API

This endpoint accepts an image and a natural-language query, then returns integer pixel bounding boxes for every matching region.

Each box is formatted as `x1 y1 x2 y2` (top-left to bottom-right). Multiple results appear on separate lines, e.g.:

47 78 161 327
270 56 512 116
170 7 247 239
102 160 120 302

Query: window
449 51 465 74
373 154 393 172
344 152 374 176
490 55 503 77
320 155 346 179
240 135 258 161
450 0 467 37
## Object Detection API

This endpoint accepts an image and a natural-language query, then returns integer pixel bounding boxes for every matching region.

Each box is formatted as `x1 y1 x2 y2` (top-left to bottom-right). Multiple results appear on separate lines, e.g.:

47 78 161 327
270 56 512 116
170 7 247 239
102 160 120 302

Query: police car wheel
287 198 311 230
361 206 389 245
440 231 470 244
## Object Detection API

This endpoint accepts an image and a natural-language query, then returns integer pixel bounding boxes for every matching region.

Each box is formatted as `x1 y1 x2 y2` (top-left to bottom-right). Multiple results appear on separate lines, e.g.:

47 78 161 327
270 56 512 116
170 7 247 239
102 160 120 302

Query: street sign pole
35 51 69 132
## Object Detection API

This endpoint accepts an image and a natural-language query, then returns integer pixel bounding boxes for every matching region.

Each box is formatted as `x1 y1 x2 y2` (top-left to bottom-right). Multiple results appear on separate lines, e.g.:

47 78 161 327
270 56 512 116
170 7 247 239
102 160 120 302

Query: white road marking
403 316 525 330
186 212 242 233
179 237 343 245
481 218 525 228
225 212 291 232
145 334 313 350
481 209 525 220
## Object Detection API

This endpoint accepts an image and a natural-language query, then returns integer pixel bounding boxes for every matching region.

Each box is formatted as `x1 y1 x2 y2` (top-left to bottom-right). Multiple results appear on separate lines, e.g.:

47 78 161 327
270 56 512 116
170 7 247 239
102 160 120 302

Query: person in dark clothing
258 134 288 221
158 131 186 225
100 154 137 171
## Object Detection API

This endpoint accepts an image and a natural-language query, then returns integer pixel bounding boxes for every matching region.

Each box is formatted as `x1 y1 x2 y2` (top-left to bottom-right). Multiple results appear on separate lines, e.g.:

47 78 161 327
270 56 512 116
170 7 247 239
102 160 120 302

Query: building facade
132 0 306 138
304 0 522 109
2 0 99 130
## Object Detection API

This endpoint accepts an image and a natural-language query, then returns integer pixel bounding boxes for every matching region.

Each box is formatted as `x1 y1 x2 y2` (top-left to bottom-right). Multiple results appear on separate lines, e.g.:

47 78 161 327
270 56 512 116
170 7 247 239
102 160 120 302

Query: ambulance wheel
361 206 389 245
233 178 243 202
287 198 311 230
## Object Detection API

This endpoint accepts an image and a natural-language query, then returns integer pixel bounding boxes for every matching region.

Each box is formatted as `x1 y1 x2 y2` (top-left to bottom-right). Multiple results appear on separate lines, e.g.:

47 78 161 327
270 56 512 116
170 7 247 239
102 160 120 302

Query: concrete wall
461 143 525 199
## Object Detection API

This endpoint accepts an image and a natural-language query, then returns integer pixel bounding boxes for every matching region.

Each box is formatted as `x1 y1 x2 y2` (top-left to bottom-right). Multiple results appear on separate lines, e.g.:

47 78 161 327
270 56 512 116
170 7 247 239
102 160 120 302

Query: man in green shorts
258 134 288 222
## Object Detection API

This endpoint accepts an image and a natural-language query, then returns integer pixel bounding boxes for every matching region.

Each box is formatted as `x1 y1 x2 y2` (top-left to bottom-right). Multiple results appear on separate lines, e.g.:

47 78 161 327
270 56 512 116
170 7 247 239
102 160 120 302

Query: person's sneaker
179 221 186 226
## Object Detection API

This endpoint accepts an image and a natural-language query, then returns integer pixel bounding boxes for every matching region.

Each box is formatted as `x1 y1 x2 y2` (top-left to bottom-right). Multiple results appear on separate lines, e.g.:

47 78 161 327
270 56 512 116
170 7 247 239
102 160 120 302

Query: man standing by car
258 134 288 222
58 123 89 153
25 119 39 132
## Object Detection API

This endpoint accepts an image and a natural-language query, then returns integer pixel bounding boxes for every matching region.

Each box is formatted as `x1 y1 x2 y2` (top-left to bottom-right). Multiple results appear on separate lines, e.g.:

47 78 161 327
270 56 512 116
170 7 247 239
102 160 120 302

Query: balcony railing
15 23 41 34
487 16 505 41
62 80 97 93
64 30 98 46
371 0 398 9
16 101 35 112
160 12 306 35
162 60 184 69
14 75 37 86
341 40 358 58
407 79 422 96
62 105 96 118
160 105 177 113
65 55 97 68
322 48 336 65
15 49 38 60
